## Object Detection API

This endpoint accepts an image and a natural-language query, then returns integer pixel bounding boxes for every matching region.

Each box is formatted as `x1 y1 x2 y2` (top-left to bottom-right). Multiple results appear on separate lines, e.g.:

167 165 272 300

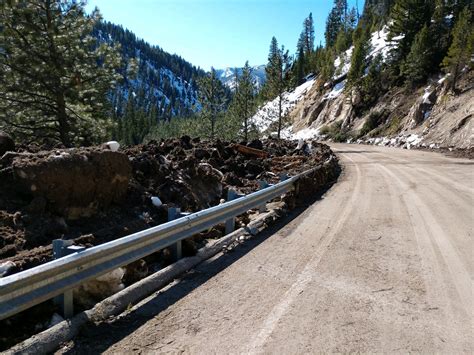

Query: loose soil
0 137 339 351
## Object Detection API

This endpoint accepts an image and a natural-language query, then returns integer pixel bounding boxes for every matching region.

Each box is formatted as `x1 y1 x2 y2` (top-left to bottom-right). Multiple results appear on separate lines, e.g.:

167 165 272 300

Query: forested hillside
255 0 473 149
93 21 207 144
0 1 208 147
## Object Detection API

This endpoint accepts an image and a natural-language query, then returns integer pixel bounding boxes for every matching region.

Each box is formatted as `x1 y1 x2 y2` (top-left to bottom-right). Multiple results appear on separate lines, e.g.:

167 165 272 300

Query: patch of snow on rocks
334 47 353 79
292 127 320 140
324 80 346 100
422 85 434 104
368 26 394 60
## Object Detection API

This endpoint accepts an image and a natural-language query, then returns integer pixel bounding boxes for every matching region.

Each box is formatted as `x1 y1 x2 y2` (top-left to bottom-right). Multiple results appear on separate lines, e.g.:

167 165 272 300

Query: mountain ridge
215 65 266 90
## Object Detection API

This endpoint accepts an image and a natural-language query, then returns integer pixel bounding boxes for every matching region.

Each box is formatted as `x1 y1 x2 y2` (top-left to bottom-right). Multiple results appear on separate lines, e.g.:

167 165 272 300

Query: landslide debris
0 137 335 275
0 137 340 351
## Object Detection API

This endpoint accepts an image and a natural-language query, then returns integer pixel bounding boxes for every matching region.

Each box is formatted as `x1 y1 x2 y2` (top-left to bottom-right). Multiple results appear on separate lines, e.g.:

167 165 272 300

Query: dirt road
62 144 473 354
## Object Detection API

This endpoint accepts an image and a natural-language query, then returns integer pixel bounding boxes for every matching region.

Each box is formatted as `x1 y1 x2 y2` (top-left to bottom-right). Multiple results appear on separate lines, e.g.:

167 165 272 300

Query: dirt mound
0 137 340 351
0 138 336 274
5 149 131 219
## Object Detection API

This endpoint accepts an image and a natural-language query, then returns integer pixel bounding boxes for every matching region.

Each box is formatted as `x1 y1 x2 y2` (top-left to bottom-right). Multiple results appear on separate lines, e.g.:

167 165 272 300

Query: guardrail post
225 190 237 234
257 181 270 213
52 239 85 318
225 189 246 234
279 173 289 182
168 207 183 260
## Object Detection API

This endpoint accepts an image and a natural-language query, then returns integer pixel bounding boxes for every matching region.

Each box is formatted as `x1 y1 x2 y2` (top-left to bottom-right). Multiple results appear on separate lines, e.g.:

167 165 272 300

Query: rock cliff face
289 70 473 149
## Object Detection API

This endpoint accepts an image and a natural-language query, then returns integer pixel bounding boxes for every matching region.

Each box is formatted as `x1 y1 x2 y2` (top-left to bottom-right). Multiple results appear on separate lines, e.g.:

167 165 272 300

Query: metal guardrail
0 166 318 320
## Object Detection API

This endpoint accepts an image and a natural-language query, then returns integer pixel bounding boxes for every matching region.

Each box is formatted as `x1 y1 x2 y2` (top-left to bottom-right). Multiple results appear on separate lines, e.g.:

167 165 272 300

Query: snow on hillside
328 26 396 101
216 65 266 90
251 78 315 134
281 126 320 140
252 27 399 141
368 26 393 60
333 26 395 83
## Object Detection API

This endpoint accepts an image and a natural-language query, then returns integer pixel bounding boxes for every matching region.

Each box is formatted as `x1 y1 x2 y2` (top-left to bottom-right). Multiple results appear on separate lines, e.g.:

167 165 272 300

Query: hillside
93 21 206 119
251 1 473 151
287 67 473 149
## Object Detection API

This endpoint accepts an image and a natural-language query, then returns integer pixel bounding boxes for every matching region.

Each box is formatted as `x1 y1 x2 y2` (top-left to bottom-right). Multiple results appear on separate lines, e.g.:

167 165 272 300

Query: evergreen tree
0 0 121 146
320 48 336 82
301 13 315 54
325 0 349 47
442 6 474 92
233 61 256 141
387 0 433 79
265 37 291 138
429 0 451 68
294 13 316 84
348 29 370 85
363 0 395 22
360 54 383 107
197 68 227 138
335 29 352 54
295 45 306 85
401 25 433 87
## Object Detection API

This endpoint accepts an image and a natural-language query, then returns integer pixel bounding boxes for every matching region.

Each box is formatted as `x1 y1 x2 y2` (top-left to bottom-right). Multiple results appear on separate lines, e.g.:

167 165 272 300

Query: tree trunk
56 93 71 147
244 99 248 141
277 94 282 139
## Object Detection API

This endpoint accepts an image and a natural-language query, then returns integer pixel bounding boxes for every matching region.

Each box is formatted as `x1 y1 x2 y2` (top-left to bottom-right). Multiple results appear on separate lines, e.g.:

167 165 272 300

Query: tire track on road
378 164 472 314
244 153 363 354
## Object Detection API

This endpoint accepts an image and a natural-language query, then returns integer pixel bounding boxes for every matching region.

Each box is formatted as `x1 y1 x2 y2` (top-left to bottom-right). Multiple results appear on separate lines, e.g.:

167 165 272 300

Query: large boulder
0 131 15 156
10 148 132 219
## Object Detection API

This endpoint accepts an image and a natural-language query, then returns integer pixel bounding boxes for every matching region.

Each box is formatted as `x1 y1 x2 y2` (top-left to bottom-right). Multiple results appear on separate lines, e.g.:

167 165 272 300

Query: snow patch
324 80 346 100
251 78 315 133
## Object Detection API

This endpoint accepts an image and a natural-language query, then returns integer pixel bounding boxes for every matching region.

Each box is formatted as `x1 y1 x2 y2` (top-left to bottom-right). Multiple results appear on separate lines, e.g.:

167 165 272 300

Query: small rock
151 196 162 207
0 261 16 277
105 141 120 152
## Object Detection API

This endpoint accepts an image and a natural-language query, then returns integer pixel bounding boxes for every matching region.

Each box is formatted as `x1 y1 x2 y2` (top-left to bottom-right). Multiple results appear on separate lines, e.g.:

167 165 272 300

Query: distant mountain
93 21 206 119
215 65 266 91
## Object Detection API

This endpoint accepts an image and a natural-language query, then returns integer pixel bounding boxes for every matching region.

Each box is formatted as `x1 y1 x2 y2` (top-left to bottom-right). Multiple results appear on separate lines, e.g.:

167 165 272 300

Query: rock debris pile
0 136 336 275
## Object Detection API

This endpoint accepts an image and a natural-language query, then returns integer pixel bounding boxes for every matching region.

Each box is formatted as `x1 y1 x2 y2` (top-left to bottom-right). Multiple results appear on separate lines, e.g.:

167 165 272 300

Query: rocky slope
286 68 473 150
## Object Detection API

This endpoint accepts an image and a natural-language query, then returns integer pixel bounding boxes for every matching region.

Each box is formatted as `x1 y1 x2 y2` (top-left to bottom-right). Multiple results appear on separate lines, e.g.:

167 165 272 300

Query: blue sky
86 0 364 70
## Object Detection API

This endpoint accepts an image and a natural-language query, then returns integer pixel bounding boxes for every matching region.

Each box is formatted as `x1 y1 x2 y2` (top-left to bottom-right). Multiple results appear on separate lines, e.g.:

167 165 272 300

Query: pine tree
429 0 451 68
197 68 227 138
0 0 121 146
303 13 315 54
265 37 291 138
387 0 434 79
295 45 306 85
363 0 395 21
348 29 370 86
401 25 433 87
233 61 256 141
335 29 352 54
320 48 336 82
360 54 383 107
325 0 349 47
442 6 474 92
